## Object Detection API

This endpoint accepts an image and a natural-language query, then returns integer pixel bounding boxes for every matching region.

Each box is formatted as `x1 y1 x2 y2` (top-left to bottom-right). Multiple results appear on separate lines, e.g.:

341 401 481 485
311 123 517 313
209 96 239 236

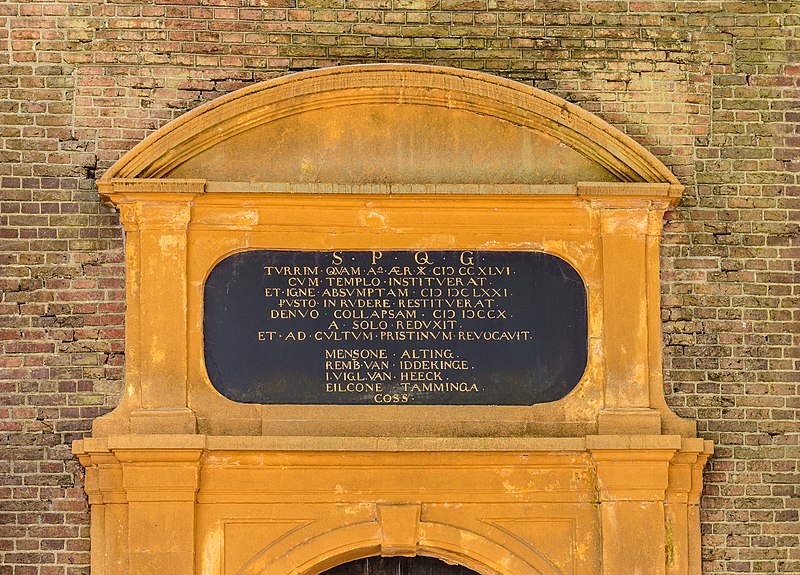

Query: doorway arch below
320 556 483 575
234 516 564 575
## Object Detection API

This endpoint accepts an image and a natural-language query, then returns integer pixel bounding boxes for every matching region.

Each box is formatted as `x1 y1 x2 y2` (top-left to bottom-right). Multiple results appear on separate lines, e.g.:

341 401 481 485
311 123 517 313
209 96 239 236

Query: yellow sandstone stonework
73 65 712 575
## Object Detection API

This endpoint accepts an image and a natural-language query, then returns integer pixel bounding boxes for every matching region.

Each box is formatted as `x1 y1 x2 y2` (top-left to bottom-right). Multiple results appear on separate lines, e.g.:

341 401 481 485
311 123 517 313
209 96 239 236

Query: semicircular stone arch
231 516 564 575
101 63 679 188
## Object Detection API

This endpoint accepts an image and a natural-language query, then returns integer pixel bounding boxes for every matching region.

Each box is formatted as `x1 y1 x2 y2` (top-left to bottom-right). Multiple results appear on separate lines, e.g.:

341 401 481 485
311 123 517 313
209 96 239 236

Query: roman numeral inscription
203 251 588 405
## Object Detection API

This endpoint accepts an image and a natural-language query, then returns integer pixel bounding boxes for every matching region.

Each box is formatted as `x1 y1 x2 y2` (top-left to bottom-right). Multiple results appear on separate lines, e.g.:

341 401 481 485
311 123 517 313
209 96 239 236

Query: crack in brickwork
0 1 797 574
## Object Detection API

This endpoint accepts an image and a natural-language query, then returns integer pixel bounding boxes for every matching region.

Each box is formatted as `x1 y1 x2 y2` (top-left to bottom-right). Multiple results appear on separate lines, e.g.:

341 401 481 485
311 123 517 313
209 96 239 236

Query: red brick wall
1 2 797 574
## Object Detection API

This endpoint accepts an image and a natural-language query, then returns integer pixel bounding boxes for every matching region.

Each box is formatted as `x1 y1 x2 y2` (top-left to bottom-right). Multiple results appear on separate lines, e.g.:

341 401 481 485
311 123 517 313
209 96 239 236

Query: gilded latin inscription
203 250 588 405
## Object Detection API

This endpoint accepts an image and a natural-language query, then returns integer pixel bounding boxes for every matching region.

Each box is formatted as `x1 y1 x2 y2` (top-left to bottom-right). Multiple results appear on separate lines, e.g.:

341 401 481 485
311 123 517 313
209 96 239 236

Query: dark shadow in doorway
322 556 481 575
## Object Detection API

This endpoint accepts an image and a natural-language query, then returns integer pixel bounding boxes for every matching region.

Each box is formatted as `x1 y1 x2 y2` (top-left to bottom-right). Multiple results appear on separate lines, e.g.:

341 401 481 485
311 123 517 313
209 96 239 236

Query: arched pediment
102 64 679 186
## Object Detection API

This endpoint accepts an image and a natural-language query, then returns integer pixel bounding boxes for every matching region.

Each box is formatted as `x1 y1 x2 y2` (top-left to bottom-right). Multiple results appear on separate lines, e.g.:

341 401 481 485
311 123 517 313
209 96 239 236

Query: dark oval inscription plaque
203 250 588 405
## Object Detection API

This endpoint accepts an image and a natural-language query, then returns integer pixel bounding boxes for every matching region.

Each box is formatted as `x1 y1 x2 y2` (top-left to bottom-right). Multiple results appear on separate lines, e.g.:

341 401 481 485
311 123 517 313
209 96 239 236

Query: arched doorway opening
321 556 481 575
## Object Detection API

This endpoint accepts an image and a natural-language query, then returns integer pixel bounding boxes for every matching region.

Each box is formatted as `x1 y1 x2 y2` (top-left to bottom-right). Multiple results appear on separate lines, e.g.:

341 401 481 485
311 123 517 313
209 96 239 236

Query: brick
1 3 798 575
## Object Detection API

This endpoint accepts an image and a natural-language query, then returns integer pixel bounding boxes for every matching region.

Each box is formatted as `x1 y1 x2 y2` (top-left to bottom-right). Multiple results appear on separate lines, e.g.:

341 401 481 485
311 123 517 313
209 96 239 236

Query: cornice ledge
203 181 579 196
75 435 705 455
586 434 683 452
97 178 206 205
577 181 683 206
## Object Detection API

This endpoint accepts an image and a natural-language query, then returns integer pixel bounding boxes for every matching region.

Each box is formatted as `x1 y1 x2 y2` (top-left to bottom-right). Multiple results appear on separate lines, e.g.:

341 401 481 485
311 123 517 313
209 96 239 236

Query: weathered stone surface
72 65 708 575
